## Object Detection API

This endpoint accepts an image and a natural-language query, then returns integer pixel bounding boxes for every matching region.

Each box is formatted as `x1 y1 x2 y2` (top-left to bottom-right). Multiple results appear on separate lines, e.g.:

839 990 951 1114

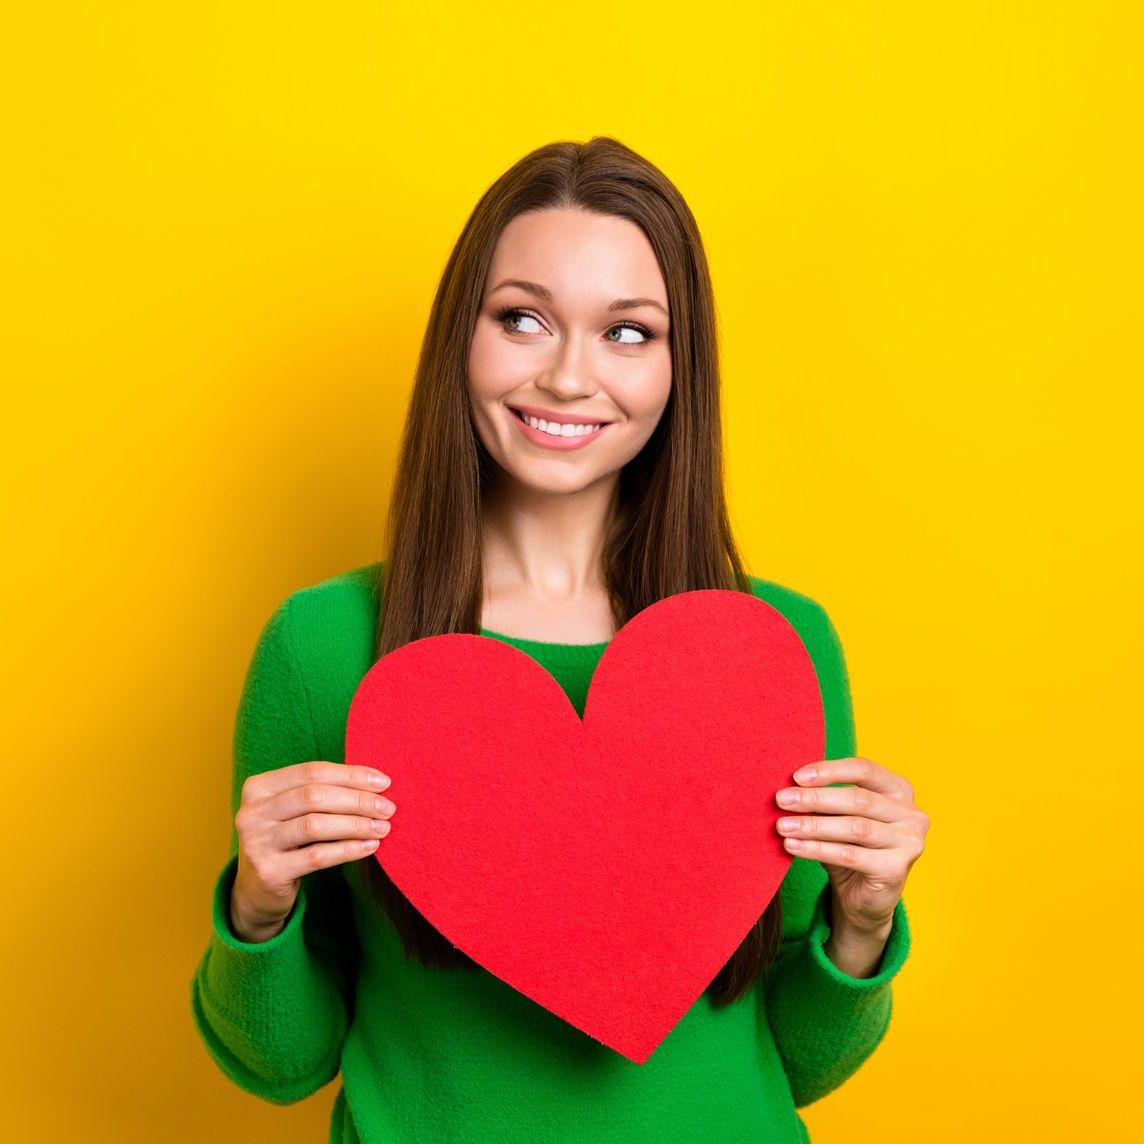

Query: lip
507 405 611 451
508 404 612 427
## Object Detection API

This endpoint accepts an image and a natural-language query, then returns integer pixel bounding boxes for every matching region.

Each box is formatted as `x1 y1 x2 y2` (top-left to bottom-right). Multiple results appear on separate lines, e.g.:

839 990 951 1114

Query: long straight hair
360 136 781 1007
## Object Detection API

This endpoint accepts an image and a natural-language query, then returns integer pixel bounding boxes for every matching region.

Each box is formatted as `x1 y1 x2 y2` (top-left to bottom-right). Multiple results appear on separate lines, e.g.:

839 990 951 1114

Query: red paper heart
345 589 825 1063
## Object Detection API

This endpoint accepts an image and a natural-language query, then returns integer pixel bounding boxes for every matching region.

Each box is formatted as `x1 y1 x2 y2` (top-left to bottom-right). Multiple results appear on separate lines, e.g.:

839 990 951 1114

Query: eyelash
493 306 658 344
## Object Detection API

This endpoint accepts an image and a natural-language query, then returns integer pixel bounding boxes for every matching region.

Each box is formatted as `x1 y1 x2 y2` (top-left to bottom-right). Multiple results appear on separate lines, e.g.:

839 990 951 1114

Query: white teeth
524 413 604 437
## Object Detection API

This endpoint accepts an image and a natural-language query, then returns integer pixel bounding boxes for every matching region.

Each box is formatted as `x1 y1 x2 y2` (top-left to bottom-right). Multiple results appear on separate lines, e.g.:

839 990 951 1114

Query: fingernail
784 837 803 849
794 767 817 783
368 772 391 790
777 790 798 806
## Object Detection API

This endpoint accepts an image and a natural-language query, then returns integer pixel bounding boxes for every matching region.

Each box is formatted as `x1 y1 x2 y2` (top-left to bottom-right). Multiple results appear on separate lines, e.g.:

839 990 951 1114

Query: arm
190 596 362 1104
758 601 911 1107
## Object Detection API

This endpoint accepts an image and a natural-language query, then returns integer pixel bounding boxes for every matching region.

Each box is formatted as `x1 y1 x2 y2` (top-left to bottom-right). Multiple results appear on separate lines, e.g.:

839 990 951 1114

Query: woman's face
467 207 672 496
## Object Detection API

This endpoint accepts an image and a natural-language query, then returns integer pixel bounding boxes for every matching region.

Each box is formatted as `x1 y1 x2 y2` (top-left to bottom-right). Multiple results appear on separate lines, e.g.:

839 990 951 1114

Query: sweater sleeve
190 596 362 1105
759 601 911 1107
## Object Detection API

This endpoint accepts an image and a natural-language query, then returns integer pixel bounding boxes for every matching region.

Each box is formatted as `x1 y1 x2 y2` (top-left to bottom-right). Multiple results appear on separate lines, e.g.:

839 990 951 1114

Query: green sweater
191 562 910 1143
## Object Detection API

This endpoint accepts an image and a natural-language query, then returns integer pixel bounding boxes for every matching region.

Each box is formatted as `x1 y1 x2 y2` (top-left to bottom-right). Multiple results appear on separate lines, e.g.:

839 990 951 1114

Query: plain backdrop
2 2 1140 1141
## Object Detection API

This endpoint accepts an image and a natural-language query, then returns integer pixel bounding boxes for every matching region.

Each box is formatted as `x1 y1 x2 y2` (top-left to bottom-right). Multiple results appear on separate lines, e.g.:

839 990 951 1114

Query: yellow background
3 2 1139 1140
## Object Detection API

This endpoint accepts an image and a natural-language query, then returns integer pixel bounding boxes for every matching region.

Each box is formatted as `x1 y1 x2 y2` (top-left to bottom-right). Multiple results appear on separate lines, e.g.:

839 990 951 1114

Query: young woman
192 136 929 1143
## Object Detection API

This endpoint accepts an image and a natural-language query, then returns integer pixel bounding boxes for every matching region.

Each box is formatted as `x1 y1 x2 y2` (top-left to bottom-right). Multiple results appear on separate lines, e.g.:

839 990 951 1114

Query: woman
192 136 929 1143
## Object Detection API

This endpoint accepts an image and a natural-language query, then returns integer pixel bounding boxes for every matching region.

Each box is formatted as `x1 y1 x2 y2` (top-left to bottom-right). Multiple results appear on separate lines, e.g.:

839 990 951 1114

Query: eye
494 306 658 346
495 307 545 335
606 322 656 346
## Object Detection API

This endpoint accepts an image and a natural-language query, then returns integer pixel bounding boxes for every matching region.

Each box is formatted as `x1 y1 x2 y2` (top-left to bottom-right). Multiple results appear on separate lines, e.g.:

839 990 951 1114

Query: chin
501 462 609 497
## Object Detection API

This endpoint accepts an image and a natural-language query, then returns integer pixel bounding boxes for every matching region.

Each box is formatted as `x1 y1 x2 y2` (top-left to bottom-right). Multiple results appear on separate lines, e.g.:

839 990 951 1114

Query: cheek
627 356 672 419
468 324 530 392
466 328 492 395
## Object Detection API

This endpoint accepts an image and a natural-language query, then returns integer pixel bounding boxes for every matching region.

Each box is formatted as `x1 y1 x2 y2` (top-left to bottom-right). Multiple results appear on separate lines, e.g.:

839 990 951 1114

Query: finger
792 757 905 799
779 834 893 875
264 783 396 824
776 813 899 848
280 811 392 850
281 837 383 879
775 783 904 822
243 761 390 803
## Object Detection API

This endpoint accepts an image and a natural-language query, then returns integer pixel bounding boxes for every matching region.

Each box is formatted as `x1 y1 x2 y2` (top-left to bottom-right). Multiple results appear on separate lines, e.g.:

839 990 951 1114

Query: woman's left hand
774 756 929 935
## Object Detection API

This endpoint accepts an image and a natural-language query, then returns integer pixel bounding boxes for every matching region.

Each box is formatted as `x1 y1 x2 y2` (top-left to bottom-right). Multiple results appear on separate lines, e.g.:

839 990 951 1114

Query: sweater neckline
479 626 611 652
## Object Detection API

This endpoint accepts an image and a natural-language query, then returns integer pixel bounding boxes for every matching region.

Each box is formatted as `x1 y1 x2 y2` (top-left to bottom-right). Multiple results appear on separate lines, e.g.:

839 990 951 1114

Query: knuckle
300 761 326 785
917 810 932 833
240 774 262 805
841 844 859 865
305 844 327 870
900 778 915 802
852 787 874 813
855 757 874 780
300 813 322 841
301 784 326 808
849 815 872 839
234 806 253 837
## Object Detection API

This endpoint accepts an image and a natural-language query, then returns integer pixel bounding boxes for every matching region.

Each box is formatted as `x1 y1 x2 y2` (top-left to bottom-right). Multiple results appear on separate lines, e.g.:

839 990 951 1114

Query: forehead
487 209 667 306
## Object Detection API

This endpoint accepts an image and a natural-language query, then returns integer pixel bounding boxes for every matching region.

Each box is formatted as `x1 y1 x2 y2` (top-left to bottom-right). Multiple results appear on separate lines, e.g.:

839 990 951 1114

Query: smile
508 406 611 450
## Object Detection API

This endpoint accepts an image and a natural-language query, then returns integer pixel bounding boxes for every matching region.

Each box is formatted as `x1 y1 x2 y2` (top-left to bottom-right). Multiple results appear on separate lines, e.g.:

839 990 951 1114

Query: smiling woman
190 135 916 1144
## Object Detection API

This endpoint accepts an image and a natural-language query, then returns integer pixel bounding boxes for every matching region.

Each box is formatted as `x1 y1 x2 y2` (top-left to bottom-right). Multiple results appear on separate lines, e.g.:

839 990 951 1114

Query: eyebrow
488 278 669 318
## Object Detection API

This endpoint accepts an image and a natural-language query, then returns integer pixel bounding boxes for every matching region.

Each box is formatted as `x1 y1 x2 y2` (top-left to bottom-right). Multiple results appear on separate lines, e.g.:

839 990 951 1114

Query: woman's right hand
229 761 395 943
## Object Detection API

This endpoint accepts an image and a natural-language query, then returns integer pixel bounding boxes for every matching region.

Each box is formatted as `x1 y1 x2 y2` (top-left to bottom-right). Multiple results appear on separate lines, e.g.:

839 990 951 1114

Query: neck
481 471 619 598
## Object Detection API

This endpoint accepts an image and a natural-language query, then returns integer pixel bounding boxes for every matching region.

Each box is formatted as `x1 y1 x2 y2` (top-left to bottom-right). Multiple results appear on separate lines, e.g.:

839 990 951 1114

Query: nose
537 332 598 401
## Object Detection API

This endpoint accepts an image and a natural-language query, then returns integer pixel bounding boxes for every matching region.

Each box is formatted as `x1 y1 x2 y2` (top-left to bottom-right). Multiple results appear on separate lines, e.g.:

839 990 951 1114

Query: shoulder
282 560 382 625
262 561 385 758
743 573 855 758
742 573 846 655
271 560 383 680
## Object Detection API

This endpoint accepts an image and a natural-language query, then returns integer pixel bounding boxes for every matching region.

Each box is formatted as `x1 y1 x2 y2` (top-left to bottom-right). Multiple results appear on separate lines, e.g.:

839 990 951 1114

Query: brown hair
362 135 780 1007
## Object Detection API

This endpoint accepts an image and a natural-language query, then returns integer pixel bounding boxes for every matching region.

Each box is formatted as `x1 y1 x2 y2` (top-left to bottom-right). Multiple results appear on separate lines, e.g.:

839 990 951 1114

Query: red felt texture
344 589 825 1064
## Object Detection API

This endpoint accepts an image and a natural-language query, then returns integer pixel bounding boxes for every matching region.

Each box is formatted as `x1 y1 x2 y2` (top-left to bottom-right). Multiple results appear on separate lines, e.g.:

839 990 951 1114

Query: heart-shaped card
344 589 824 1063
